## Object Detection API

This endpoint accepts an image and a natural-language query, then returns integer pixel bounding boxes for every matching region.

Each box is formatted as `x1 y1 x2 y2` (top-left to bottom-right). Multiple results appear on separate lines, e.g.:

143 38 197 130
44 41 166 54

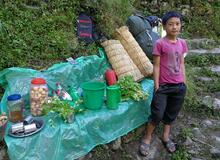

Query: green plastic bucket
81 82 106 110
106 85 121 110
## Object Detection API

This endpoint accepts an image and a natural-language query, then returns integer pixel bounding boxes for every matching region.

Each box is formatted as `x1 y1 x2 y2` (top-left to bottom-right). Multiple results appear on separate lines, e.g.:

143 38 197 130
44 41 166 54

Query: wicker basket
114 26 153 77
101 40 144 81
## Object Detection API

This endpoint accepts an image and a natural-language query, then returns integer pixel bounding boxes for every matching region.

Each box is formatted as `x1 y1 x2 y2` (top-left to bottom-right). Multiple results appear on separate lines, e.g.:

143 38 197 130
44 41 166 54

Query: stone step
188 48 220 56
186 38 219 50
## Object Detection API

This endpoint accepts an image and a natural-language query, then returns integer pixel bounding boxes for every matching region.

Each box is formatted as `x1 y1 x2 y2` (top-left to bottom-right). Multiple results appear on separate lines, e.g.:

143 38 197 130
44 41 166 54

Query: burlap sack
114 26 153 77
101 40 144 81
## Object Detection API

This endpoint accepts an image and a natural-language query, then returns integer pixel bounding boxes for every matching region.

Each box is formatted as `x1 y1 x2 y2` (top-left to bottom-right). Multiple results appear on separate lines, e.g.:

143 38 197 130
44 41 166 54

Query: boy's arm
153 55 160 91
181 54 186 84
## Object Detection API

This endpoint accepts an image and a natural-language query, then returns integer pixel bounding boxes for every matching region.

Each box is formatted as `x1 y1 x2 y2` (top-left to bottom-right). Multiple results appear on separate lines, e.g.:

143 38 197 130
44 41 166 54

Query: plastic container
105 69 117 86
106 85 121 110
30 78 48 116
81 82 105 110
7 94 24 122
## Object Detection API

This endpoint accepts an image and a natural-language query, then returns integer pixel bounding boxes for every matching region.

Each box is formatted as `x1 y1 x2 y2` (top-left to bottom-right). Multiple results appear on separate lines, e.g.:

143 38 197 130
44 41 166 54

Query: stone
188 149 198 154
0 148 6 160
201 119 213 127
196 77 213 82
210 148 220 158
186 38 217 50
191 158 203 160
210 48 220 54
213 98 220 110
112 137 121 150
184 136 193 146
210 66 220 73
189 49 207 54
202 96 213 108
192 128 206 139
213 136 220 148
214 92 220 99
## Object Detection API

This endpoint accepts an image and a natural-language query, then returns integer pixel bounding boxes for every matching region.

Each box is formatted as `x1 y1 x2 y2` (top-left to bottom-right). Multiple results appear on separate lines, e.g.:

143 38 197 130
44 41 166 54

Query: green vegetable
42 96 84 123
116 76 148 101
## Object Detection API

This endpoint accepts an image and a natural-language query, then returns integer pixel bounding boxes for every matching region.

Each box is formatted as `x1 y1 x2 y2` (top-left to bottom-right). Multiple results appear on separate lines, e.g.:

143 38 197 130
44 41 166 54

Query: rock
189 48 220 55
0 148 6 160
112 137 121 150
191 158 203 160
210 66 220 74
214 92 220 99
210 148 220 158
202 96 213 108
77 153 93 160
103 144 109 150
184 136 193 146
201 119 213 127
192 128 206 139
188 149 198 154
213 98 220 111
189 49 207 54
210 48 220 54
212 136 220 148
186 38 217 50
196 77 213 82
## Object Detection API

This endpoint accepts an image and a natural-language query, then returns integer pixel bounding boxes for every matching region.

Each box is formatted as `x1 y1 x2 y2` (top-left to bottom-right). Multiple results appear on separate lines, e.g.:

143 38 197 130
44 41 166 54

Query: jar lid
31 78 46 84
7 94 21 101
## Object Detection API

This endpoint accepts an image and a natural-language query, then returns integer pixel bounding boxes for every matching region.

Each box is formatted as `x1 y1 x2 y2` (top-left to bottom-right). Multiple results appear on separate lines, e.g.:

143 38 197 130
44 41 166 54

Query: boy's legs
139 87 167 156
161 83 187 152
140 83 186 155
143 87 168 143
162 124 171 142
142 122 156 144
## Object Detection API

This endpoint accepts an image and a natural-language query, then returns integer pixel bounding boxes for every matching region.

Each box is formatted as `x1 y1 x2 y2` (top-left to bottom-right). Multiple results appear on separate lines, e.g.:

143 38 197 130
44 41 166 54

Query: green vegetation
171 147 190 160
184 55 220 117
134 0 220 41
0 0 220 71
117 76 148 101
42 96 84 123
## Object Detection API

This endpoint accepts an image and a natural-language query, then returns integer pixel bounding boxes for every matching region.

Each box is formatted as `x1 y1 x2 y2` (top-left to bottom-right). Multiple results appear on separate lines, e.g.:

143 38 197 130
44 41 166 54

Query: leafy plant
116 76 148 101
171 148 190 160
43 96 84 123
179 128 193 141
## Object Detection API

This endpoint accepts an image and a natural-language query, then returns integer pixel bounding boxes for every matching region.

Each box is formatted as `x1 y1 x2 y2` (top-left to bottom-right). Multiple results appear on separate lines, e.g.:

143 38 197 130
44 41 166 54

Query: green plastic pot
106 85 121 110
81 82 106 110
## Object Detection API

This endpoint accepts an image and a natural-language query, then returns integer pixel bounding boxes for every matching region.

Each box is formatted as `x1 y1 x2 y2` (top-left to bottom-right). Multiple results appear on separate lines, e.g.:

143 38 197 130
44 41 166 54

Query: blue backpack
76 13 97 44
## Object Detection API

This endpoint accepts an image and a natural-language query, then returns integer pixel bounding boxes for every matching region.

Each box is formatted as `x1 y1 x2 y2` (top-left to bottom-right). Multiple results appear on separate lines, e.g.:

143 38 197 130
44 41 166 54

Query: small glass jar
30 78 48 116
7 94 24 123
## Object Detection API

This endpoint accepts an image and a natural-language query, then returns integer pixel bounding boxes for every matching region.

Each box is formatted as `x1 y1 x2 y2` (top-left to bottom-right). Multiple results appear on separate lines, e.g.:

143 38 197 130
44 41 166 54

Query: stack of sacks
101 40 144 82
114 26 153 77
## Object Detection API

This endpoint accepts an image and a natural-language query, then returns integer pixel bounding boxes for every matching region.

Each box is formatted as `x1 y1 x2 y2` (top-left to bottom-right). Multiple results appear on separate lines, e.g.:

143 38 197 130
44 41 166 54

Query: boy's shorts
149 83 187 125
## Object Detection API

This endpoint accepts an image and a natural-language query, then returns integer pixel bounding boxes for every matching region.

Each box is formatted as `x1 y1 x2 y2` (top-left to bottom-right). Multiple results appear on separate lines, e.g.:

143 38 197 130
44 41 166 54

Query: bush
0 0 134 71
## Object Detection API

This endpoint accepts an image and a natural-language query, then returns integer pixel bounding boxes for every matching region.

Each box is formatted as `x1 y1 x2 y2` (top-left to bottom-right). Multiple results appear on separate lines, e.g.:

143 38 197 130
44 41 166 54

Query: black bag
126 14 160 60
76 13 98 44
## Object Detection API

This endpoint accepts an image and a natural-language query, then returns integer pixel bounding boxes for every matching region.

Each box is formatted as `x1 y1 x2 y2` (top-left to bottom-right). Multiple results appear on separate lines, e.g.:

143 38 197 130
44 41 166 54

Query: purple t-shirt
153 37 188 84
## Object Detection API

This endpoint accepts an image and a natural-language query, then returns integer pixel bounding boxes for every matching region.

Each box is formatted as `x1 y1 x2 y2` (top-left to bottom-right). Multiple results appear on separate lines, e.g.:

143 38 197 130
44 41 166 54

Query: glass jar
7 94 24 123
30 78 48 116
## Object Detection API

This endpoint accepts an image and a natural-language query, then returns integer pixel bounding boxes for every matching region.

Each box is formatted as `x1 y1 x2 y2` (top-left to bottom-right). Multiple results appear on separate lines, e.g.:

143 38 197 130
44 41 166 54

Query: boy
139 11 188 156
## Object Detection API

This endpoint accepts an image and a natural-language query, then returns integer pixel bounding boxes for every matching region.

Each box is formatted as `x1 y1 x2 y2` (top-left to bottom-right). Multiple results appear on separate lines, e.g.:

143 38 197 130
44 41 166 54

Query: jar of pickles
30 78 48 116
7 94 24 123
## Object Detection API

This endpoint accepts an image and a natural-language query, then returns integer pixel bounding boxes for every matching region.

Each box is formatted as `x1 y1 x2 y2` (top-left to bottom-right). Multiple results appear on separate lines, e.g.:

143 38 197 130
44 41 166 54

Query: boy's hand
154 85 159 92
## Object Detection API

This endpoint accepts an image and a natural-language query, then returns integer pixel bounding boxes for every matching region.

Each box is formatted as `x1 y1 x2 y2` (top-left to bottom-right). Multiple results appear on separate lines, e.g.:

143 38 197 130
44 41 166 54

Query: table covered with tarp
0 49 154 160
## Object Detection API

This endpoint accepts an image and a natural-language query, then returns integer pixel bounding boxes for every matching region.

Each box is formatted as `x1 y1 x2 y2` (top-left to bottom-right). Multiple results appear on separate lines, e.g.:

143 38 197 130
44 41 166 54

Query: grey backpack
126 14 160 60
